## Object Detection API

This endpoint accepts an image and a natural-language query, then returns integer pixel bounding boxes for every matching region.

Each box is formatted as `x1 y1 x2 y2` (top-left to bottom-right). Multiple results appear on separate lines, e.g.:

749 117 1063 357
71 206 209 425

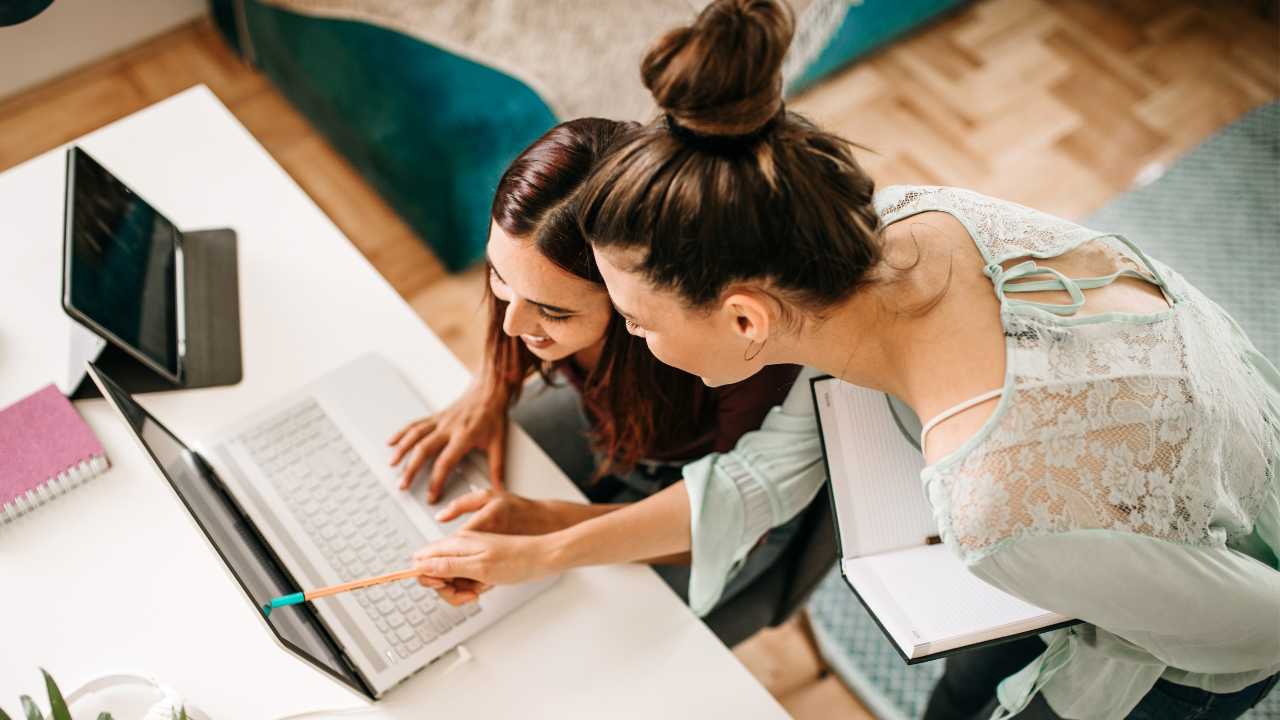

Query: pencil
261 567 421 616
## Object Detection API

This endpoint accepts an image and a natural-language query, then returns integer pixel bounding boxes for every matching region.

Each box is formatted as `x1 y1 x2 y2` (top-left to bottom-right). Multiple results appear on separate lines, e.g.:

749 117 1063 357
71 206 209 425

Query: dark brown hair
579 0 883 315
486 119 710 477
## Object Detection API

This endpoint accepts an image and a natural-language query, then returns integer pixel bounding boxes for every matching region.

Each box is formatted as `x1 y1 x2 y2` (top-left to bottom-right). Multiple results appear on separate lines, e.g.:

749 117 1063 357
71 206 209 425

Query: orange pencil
261 567 421 616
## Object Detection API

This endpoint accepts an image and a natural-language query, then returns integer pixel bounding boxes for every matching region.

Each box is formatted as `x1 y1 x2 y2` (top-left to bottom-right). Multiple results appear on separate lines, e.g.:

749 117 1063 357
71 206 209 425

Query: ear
722 291 772 343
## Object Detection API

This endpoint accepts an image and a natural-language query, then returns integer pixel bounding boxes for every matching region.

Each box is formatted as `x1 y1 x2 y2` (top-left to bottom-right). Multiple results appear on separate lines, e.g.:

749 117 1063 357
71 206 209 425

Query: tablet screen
66 148 180 377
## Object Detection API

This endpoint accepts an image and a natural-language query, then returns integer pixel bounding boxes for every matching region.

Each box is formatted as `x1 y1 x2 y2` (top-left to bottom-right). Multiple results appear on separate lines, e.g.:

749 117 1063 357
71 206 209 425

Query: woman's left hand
437 489 569 536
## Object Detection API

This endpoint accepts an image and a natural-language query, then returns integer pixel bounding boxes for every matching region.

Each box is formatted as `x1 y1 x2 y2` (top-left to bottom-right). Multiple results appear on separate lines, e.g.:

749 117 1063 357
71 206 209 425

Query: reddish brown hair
486 119 710 477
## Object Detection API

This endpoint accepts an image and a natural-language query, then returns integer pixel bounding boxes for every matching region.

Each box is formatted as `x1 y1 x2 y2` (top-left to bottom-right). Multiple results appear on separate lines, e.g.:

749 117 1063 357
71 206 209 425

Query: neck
780 290 909 396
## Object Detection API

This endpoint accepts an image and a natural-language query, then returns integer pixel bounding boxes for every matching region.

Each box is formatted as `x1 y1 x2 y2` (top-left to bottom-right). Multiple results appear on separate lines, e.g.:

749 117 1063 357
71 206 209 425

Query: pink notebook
0 384 110 524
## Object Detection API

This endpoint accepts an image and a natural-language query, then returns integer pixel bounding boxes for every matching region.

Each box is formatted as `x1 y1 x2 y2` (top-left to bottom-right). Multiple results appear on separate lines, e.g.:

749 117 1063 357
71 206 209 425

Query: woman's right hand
413 530 563 605
387 379 510 503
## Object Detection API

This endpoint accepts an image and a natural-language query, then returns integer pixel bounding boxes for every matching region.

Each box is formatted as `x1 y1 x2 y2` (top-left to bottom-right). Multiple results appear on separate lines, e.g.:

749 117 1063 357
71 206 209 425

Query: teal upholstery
788 0 972 94
209 0 970 271
213 0 557 271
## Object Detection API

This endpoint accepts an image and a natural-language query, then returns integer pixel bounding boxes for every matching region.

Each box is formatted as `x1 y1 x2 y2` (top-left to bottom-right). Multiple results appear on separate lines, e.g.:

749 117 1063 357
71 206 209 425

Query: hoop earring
744 338 766 362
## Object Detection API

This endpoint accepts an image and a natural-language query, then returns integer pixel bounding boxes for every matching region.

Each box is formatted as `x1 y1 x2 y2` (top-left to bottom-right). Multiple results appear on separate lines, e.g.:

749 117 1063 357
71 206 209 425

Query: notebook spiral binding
1 454 110 525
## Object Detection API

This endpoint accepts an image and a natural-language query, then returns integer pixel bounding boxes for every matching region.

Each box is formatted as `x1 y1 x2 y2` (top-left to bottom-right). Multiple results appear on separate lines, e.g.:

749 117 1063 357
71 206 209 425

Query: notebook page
843 545 1067 658
813 378 937 557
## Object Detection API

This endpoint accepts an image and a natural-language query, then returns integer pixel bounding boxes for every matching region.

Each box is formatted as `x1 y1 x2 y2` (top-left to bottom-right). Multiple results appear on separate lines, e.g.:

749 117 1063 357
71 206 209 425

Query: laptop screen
90 365 369 696
65 147 180 378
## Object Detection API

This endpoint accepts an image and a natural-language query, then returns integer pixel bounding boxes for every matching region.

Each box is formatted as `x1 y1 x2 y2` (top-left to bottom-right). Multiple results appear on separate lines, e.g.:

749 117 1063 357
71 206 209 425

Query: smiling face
593 246 775 387
487 222 613 363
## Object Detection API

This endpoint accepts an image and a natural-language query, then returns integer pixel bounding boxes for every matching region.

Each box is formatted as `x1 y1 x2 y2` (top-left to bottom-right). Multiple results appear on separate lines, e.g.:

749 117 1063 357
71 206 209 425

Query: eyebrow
486 252 579 315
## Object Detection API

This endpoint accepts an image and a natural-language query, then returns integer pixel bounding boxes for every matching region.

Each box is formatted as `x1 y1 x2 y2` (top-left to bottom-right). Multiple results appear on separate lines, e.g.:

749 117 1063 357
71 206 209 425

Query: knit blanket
257 0 852 121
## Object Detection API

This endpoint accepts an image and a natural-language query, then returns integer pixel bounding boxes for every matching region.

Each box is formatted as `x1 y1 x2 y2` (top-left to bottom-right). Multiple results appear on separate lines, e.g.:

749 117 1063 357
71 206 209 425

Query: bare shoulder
877 213 1006 466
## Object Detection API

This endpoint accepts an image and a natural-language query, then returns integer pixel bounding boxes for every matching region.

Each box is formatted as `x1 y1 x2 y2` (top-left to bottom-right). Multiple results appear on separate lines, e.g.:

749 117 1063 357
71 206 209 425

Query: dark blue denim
924 635 1278 720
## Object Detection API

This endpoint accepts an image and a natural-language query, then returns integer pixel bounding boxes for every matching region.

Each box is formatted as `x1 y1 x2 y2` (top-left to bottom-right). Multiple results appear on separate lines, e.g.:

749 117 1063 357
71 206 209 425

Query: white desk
0 86 789 720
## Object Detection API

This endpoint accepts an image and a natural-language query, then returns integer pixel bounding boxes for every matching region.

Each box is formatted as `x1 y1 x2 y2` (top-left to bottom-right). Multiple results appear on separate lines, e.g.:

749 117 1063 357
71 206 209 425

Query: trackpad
403 452 492 535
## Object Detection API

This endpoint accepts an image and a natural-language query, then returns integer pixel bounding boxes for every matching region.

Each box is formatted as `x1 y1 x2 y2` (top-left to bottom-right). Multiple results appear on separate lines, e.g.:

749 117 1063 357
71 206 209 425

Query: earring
744 338 766 362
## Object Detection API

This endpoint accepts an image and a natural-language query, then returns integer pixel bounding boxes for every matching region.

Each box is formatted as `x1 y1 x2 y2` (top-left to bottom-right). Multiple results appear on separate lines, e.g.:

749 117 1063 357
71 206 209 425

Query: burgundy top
552 361 804 463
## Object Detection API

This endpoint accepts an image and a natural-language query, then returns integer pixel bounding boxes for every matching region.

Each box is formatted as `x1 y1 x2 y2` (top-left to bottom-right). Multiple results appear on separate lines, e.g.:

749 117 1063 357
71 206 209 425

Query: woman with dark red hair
386 118 816 630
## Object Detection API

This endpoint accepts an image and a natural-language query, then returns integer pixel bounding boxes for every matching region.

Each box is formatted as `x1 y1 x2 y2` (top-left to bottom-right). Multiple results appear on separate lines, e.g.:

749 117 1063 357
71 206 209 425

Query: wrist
538 525 585 575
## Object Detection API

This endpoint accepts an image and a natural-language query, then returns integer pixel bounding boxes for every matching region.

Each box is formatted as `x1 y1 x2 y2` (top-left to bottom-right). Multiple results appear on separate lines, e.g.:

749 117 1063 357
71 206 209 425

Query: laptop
87 353 557 700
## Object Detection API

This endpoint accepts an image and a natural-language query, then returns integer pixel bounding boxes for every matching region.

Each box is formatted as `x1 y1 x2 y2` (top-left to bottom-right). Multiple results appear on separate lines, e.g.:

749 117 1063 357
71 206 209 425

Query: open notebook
811 376 1075 663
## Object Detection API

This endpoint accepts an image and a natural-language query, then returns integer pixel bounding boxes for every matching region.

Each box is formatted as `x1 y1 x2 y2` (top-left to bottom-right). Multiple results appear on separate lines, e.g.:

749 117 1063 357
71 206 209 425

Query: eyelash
491 271 571 324
624 318 640 332
538 308 571 324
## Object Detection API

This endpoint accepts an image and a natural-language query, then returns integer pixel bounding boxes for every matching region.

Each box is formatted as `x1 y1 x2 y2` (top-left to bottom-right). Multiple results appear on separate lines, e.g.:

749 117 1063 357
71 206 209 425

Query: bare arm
412 481 692 603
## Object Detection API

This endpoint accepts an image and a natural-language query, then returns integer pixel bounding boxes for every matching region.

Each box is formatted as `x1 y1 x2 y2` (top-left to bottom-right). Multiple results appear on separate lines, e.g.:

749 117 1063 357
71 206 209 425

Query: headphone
61 670 203 720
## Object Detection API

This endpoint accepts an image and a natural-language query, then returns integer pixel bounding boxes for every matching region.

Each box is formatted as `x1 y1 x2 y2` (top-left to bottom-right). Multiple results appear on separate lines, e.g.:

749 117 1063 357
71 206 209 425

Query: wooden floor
1 0 1274 716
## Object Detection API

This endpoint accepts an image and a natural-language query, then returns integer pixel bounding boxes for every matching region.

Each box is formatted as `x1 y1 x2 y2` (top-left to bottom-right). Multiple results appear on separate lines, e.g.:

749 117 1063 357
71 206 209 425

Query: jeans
923 636 1279 720
508 376 804 611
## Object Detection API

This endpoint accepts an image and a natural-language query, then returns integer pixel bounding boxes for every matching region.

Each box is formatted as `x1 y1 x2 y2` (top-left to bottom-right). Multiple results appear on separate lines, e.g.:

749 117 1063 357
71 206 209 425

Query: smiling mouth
521 334 555 348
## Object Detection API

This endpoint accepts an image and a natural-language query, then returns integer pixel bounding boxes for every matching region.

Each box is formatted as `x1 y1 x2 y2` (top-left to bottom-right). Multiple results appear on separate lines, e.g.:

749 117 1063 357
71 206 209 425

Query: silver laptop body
92 353 556 699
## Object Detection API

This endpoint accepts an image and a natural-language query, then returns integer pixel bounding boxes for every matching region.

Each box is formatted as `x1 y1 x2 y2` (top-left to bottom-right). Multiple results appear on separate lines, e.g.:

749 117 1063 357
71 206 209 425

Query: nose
502 298 541 338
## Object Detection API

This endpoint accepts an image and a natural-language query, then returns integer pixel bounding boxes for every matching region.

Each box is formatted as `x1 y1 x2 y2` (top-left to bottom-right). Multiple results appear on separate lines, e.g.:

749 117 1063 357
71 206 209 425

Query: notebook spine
2 453 110 525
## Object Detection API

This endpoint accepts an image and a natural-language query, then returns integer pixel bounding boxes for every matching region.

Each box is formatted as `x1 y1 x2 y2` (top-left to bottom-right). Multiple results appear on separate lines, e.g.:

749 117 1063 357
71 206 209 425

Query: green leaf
96 713 113 720
0 702 12 720
19 695 43 720
174 706 187 720
39 670 70 720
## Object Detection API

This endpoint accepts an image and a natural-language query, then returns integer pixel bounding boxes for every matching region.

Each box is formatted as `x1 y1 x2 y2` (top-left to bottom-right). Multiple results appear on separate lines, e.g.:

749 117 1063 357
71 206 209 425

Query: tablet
62 147 184 384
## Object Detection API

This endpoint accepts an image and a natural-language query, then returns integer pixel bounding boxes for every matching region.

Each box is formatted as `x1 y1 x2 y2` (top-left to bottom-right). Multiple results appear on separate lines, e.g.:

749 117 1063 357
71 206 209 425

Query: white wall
0 0 208 101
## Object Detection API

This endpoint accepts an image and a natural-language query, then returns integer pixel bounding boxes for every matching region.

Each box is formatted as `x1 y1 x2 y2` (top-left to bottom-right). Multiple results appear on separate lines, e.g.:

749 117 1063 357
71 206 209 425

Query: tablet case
71 228 243 399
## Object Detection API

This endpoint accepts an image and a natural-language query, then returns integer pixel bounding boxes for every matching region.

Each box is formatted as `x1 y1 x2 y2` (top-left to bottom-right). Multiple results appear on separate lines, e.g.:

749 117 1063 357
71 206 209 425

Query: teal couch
209 0 970 271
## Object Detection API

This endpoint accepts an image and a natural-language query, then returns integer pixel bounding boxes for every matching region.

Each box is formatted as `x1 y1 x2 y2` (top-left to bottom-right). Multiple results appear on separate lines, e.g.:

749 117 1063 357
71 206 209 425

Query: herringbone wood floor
1 1 1275 716
794 0 1280 222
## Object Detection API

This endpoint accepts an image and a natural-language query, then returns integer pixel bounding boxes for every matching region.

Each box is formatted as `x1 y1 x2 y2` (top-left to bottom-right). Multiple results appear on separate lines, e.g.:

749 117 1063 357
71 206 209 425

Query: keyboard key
440 604 465 626
406 637 423 653
461 603 482 617
388 613 406 630
396 625 415 643
415 624 437 644
405 609 424 627
374 600 394 616
426 611 451 635
395 598 413 614
394 644 408 659
387 585 405 600
374 618 390 633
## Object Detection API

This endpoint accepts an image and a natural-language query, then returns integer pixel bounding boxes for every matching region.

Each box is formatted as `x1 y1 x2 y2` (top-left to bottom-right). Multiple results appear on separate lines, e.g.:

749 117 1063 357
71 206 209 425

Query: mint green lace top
682 186 1280 719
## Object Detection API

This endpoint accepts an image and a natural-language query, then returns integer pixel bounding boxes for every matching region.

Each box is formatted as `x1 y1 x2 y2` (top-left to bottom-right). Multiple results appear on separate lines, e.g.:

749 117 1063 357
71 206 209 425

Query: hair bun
642 0 794 136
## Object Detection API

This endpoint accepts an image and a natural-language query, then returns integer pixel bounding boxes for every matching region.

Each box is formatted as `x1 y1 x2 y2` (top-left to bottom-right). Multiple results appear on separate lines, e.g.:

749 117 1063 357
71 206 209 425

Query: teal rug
808 101 1280 719
1086 101 1280 367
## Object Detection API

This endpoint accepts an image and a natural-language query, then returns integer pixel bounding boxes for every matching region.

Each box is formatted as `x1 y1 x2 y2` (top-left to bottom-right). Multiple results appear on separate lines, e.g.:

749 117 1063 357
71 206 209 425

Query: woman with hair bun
414 0 1280 717
389 117 808 630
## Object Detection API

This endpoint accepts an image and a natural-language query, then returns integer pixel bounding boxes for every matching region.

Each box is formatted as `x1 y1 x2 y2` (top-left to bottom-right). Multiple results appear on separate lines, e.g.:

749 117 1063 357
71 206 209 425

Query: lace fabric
876 186 1278 563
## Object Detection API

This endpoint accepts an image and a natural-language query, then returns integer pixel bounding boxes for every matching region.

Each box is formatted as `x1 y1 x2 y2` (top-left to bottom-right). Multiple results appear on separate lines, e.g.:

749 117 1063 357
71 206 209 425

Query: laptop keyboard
237 399 480 661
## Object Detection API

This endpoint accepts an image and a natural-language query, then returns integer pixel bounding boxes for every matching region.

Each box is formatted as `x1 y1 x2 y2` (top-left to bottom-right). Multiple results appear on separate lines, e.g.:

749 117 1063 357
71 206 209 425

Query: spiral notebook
1 383 110 524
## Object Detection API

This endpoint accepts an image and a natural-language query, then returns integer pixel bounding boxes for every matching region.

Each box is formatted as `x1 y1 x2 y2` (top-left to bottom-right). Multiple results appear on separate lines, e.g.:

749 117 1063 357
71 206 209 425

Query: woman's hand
413 482 693 606
437 488 622 536
387 378 510 502
413 530 562 605
436 489 568 536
